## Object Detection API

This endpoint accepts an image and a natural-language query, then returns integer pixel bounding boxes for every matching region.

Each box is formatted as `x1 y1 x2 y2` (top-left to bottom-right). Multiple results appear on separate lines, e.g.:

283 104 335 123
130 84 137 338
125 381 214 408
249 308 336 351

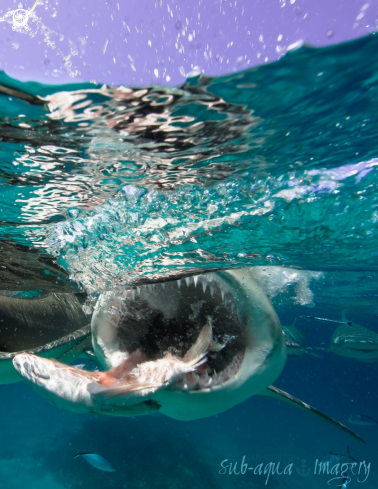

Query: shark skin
282 318 306 356
0 292 91 384
13 268 365 443
90 268 286 420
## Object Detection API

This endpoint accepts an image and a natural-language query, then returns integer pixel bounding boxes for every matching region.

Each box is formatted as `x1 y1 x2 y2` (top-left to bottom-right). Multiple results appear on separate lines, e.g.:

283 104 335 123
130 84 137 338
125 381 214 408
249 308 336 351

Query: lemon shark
13 268 364 442
282 319 307 356
331 312 378 362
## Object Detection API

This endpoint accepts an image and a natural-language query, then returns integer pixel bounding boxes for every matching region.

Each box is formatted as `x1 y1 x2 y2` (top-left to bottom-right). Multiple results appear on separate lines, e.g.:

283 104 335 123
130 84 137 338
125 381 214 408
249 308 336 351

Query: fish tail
347 446 359 463
183 317 212 370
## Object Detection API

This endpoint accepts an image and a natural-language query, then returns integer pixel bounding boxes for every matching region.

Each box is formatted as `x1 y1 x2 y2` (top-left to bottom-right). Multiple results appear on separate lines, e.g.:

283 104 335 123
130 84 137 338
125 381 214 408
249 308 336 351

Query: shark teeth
121 274 243 393
130 274 237 309
171 350 245 392
199 370 212 388
184 372 199 389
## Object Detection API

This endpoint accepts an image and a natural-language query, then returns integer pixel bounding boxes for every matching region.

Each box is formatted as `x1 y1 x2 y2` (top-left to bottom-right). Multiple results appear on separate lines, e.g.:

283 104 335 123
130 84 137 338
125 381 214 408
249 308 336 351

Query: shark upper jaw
332 337 378 360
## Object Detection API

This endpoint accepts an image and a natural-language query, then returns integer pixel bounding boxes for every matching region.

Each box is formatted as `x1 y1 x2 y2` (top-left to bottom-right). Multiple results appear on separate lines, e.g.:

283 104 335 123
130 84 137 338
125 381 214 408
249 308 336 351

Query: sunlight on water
1 35 378 291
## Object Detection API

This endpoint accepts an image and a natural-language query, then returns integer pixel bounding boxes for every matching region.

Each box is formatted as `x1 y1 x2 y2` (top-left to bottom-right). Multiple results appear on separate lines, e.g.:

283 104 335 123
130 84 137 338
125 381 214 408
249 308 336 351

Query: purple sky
0 0 377 86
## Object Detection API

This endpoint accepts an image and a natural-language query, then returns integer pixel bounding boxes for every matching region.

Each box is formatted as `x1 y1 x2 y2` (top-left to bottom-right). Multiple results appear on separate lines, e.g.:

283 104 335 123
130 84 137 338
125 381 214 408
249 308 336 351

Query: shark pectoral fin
261 385 365 444
88 382 162 400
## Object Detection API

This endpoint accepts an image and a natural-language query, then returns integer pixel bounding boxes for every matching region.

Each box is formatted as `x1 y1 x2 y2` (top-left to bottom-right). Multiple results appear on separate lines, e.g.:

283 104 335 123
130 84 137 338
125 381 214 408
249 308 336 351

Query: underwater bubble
122 185 146 202
67 208 80 219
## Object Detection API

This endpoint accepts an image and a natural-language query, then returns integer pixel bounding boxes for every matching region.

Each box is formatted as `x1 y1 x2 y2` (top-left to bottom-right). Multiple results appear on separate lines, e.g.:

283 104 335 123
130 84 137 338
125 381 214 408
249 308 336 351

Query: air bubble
67 208 80 219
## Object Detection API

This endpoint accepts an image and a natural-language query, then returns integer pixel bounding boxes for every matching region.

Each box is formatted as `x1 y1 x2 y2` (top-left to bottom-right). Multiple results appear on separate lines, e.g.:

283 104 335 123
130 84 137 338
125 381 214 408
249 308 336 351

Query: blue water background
0 34 378 488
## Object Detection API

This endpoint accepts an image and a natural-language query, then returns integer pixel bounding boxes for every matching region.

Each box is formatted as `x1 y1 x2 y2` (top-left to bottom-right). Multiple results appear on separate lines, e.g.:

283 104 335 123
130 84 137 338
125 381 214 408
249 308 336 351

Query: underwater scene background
1 33 378 488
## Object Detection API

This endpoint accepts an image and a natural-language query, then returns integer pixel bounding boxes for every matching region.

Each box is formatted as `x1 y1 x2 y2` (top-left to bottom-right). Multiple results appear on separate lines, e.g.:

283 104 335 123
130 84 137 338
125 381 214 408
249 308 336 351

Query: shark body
13 268 364 442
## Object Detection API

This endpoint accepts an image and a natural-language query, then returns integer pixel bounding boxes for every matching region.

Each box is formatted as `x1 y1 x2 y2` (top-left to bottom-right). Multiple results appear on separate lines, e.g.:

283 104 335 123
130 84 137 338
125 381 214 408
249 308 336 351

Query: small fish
347 414 378 426
321 453 342 466
74 453 116 472
341 475 351 488
321 446 358 465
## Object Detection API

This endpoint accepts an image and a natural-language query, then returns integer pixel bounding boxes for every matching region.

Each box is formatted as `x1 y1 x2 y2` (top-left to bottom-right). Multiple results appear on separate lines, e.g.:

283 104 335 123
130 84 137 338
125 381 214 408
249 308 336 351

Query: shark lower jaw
94 270 284 395
343 347 378 353
333 338 378 354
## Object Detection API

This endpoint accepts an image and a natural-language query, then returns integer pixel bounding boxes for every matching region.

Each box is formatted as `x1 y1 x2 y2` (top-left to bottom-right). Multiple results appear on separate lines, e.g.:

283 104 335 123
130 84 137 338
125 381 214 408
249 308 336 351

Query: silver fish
74 453 116 472
321 446 358 465
341 476 351 488
347 414 378 426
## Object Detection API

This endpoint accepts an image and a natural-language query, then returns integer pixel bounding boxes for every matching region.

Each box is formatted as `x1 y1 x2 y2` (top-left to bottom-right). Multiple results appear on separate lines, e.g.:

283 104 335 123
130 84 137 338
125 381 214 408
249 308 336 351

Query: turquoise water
1 34 378 488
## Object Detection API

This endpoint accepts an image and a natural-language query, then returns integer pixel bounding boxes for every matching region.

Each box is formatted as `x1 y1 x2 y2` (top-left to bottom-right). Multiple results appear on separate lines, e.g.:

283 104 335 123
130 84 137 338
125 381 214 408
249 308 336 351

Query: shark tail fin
182 318 213 370
347 446 359 464
261 385 365 444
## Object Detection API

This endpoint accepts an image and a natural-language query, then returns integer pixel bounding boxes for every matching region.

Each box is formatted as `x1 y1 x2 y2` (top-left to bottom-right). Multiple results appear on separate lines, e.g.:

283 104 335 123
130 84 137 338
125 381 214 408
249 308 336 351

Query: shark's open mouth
334 337 378 354
342 346 378 354
100 273 249 392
